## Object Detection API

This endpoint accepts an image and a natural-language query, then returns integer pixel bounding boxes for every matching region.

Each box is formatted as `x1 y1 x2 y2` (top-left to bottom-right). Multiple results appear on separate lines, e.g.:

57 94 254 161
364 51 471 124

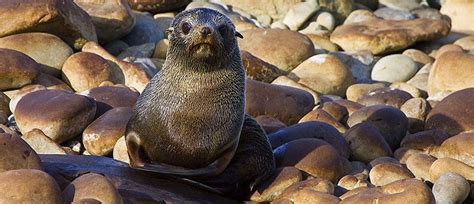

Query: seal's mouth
189 42 217 57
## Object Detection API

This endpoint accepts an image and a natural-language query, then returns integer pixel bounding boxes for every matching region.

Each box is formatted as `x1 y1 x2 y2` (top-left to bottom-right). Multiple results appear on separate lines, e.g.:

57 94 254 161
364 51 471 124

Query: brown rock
400 129 451 152
400 98 432 133
220 0 302 24
331 12 450 55
7 84 47 114
75 0 135 43
22 129 67 155
346 83 386 102
250 167 303 202
62 52 123 92
427 133 474 166
0 48 40 91
0 169 62 203
81 85 139 118
344 122 393 163
289 54 355 96
0 133 43 173
429 158 474 181
426 88 474 136
152 38 169 59
434 44 464 59
241 50 286 83
454 35 474 51
63 173 123 203
0 33 73 76
0 92 9 124
0 0 97 49
299 109 347 133
278 178 335 200
393 147 423 164
428 51 474 96
112 136 129 164
337 175 371 192
340 179 435 204
269 121 350 158
440 0 474 34
83 107 133 156
333 99 364 116
369 163 414 186
34 73 73 91
128 0 189 13
390 82 424 98
15 90 96 143
357 88 413 109
320 101 349 122
273 138 351 182
402 49 434 66
238 29 315 72
406 153 436 182
255 115 287 135
347 105 409 150
82 41 150 92
246 79 314 125
305 34 340 52
275 189 340 204
271 76 320 104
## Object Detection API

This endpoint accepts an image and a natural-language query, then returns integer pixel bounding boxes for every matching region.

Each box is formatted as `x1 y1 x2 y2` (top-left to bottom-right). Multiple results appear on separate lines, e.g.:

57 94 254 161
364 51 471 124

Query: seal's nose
201 26 212 36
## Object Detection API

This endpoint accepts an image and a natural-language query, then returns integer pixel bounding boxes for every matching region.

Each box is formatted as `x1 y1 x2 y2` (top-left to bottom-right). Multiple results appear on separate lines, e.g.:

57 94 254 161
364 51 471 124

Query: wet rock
239 29 315 72
15 90 96 143
0 0 97 49
273 138 351 182
348 105 409 150
331 11 450 55
0 33 73 76
246 79 314 125
62 52 123 92
289 54 355 96
83 107 133 156
0 48 40 91
75 0 135 43
22 129 67 155
344 123 392 163
0 169 62 203
0 133 42 172
269 121 350 158
241 50 286 83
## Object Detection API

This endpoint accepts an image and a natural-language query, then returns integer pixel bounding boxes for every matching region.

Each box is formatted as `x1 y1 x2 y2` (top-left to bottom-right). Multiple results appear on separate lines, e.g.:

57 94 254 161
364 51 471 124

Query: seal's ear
235 31 243 39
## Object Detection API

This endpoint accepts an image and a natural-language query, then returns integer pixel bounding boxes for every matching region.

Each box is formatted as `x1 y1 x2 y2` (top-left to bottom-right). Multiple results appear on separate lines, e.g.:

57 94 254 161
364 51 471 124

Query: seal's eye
181 22 192 35
218 25 227 35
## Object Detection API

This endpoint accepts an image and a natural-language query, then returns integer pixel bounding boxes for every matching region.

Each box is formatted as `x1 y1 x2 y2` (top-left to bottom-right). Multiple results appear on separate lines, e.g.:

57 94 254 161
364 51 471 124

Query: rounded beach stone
241 50 286 83
0 133 42 173
81 85 139 118
299 109 347 133
113 136 129 164
433 172 470 204
346 83 386 102
278 177 335 200
15 90 97 143
0 48 40 91
371 54 418 83
62 52 121 92
357 88 413 109
425 88 474 136
343 122 392 163
0 32 73 76
238 29 315 72
271 76 320 104
250 167 303 202
406 153 436 181
428 51 474 96
273 138 351 183
340 179 434 204
0 169 62 204
255 115 287 135
62 173 122 204
83 107 133 156
369 163 414 186
275 189 340 204
402 49 434 66
22 129 67 155
429 158 474 181
400 97 431 133
400 129 450 152
289 54 355 97
347 105 409 150
427 133 474 167
246 79 314 125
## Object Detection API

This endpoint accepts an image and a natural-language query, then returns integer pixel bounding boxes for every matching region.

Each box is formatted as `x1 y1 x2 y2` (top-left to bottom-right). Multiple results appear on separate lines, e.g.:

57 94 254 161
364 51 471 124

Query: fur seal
125 8 275 197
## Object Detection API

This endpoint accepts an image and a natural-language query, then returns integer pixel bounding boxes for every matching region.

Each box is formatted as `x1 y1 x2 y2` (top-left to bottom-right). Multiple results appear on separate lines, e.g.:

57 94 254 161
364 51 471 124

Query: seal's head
166 8 243 65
